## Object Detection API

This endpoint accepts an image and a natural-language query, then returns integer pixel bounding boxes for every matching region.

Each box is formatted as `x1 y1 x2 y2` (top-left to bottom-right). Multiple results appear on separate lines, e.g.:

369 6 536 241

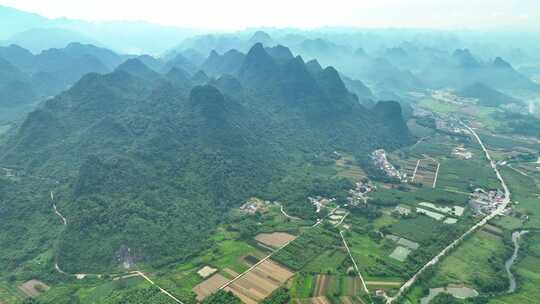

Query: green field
387 216 444 244
346 230 406 281
417 98 461 115
498 167 540 229
290 273 315 298
430 230 507 288
303 249 348 274
150 229 265 302
273 227 340 271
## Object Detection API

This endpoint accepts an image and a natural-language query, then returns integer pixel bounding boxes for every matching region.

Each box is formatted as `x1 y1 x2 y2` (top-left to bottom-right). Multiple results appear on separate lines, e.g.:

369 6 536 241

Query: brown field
192 273 230 301
336 155 366 180
343 277 366 295
413 159 439 187
400 159 419 177
18 280 49 298
255 232 297 249
313 275 331 297
225 259 294 304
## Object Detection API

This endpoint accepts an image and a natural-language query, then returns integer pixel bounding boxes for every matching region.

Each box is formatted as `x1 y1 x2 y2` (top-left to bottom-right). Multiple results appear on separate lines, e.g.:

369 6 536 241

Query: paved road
221 204 342 290
386 123 512 303
132 271 185 304
340 231 369 294
280 204 301 220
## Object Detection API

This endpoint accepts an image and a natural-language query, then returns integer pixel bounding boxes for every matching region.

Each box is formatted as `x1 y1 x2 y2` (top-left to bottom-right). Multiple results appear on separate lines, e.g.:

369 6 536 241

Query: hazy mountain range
0 42 411 273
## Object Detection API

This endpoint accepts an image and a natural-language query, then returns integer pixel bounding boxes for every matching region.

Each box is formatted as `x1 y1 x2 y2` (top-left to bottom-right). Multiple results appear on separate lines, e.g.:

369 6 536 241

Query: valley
1 5 540 304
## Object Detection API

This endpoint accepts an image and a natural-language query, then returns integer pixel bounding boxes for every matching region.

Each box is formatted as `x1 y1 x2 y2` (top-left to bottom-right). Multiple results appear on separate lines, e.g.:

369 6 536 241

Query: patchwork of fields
225 259 294 304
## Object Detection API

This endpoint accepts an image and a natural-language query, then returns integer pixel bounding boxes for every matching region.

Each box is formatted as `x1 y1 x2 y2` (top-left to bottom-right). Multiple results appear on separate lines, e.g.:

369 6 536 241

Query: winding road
50 191 183 303
386 123 512 303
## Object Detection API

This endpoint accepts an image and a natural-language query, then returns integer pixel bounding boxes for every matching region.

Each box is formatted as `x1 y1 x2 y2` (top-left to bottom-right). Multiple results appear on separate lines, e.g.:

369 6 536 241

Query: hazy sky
1 0 539 31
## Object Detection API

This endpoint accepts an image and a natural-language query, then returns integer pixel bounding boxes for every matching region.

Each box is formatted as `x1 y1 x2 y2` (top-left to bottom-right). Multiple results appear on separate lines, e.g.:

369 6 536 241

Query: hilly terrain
0 43 412 274
458 82 522 107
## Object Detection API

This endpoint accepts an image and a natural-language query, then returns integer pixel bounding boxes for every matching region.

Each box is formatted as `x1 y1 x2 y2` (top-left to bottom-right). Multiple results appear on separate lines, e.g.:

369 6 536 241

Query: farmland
255 232 297 249
273 228 341 271
411 158 439 188
224 259 294 304
290 274 368 303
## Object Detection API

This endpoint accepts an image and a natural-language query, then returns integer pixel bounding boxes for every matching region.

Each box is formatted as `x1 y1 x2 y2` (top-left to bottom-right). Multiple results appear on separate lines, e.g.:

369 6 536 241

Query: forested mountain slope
0 43 412 273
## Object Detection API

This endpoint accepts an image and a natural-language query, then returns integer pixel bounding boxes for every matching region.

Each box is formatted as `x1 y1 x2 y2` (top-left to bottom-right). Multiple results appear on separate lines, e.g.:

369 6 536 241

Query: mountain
166 67 192 88
6 28 99 53
0 44 35 71
248 31 274 46
265 45 295 63
238 43 279 88
63 42 123 69
0 43 122 122
0 57 36 107
458 82 522 107
201 49 245 77
115 58 160 81
0 42 412 274
163 53 197 74
420 50 540 92
0 5 197 54
452 49 482 68
342 75 375 106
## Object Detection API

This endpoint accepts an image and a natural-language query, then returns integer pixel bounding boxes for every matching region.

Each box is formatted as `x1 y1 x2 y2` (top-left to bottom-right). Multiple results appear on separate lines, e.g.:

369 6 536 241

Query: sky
1 0 539 31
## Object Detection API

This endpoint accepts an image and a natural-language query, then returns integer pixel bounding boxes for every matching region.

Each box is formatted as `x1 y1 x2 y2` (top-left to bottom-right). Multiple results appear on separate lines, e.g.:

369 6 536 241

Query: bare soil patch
197 265 218 278
192 273 229 301
255 232 297 249
223 268 240 278
18 280 49 298
313 275 330 297
226 259 294 303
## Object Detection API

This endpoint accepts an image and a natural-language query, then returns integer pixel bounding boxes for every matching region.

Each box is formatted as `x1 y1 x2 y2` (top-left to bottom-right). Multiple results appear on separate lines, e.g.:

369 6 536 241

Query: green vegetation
417 98 460 115
303 249 348 274
386 216 443 243
260 287 291 304
273 227 340 271
430 231 509 292
0 43 411 280
202 290 241 304
101 286 176 304
290 273 314 298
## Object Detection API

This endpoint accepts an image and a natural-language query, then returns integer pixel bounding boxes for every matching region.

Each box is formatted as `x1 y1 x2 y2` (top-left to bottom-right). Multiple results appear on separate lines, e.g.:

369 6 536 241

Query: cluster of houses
239 198 271 214
434 118 470 135
469 188 508 215
371 149 401 179
308 196 335 213
347 181 376 205
431 89 478 105
452 146 473 160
